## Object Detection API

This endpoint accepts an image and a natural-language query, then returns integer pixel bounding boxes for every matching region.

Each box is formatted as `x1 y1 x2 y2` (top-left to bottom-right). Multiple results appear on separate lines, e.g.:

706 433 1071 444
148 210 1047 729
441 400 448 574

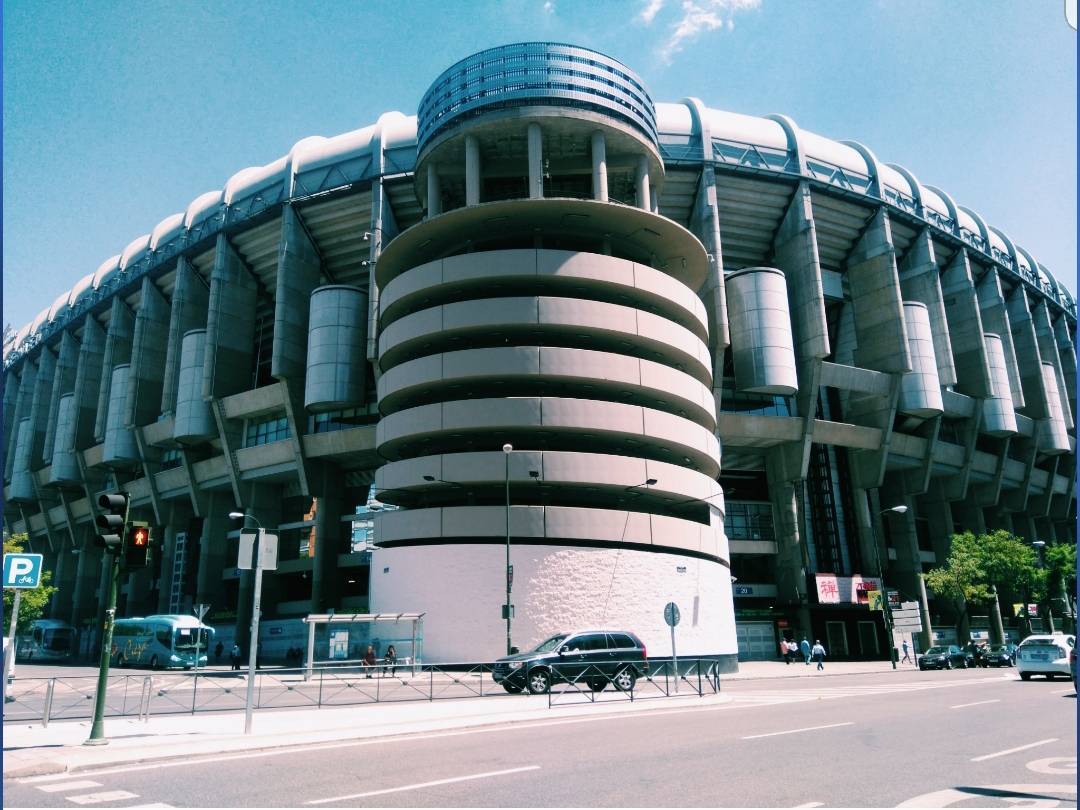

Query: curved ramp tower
370 43 734 665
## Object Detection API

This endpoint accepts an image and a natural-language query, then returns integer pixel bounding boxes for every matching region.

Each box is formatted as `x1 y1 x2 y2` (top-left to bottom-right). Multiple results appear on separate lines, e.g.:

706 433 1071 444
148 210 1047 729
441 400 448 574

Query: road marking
794 803 824 808
66 791 139 805
305 766 541 804
36 781 102 793
742 722 853 740
949 699 1000 709
1026 757 1077 775
1052 687 1076 694
897 783 1076 807
129 804 175 808
971 738 1058 762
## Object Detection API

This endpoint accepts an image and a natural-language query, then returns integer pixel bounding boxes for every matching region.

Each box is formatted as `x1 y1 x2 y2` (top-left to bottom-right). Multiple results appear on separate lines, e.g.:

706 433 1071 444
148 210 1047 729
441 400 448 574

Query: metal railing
2 657 724 726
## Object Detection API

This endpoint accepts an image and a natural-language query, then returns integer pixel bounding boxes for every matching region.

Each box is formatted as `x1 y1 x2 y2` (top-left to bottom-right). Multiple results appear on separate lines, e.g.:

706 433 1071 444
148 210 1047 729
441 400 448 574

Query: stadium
3 42 1074 667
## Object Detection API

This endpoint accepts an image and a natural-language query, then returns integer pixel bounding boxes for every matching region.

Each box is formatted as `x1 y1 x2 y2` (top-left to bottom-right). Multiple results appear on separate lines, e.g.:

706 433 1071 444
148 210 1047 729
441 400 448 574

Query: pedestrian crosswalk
724 675 1009 708
28 778 174 807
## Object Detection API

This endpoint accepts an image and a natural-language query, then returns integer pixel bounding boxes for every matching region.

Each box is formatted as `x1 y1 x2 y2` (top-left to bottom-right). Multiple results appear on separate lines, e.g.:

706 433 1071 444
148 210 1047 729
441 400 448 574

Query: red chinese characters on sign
815 574 882 604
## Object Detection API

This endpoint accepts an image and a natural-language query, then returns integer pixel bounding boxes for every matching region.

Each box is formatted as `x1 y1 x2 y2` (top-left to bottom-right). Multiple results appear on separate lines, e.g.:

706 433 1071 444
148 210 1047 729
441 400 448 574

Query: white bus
16 619 76 662
112 614 214 670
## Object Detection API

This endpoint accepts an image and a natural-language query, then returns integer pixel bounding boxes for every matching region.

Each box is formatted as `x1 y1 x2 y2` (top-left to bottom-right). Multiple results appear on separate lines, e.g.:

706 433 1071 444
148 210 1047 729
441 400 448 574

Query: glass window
607 633 635 649
570 634 609 651
245 414 290 447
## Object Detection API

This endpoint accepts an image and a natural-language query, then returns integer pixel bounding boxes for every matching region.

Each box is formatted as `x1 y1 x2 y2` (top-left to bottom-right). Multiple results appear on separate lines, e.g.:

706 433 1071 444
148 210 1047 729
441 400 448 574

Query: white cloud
543 0 555 12
639 0 665 24
643 0 761 64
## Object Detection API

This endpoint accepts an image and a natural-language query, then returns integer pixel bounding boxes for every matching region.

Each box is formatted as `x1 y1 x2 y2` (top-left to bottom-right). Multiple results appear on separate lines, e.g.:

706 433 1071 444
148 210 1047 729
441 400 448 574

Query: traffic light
124 522 151 569
94 492 129 554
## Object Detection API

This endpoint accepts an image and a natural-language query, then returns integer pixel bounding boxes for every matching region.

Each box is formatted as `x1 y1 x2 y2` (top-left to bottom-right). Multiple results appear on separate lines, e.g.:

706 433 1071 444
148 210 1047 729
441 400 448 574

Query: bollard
138 676 152 722
42 679 55 727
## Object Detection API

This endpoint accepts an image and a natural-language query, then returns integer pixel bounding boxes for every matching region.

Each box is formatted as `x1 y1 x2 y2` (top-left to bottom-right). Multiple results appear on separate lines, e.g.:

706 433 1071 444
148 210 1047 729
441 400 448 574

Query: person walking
787 639 798 663
780 636 791 664
901 639 912 664
811 639 826 671
230 642 242 671
800 637 811 665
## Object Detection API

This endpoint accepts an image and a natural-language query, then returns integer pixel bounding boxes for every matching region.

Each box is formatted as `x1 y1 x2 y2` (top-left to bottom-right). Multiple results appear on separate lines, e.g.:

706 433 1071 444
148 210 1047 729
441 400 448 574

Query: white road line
129 804 175 808
971 738 1058 762
1052 688 1076 694
794 803 825 808
950 699 1001 709
36 781 102 793
742 722 853 740
305 766 541 804
66 791 140 805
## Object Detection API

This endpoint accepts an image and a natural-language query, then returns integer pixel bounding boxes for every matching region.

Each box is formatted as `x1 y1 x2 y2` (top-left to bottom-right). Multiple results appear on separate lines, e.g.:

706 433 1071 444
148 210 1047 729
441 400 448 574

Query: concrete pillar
982 334 1018 436
49 540 70 617
527 122 543 199
94 297 134 442
2 368 20 469
1031 300 1073 429
125 278 170 428
690 167 730 382
847 208 909 374
102 365 138 464
635 154 650 212
898 228 957 387
196 493 231 612
28 348 56 464
5 364 35 482
769 478 812 622
726 268 798 394
851 488 882 580
310 468 344 613
69 541 102 655
71 318 105 452
989 585 1005 645
916 574 933 652
1006 285 1048 418
271 205 322 381
975 270 1022 407
426 163 442 218
590 131 608 202
233 487 282 655
203 234 257 399
1052 315 1077 422
942 251 992 399
879 487 921 605
305 286 368 411
43 332 79 465
898 302 943 417
465 135 481 207
160 257 210 416
366 178 399 364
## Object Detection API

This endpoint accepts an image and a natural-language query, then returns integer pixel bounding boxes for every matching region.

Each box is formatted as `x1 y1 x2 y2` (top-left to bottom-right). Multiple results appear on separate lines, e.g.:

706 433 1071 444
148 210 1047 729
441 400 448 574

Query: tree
925 530 1039 628
1043 542 1077 614
2 533 58 635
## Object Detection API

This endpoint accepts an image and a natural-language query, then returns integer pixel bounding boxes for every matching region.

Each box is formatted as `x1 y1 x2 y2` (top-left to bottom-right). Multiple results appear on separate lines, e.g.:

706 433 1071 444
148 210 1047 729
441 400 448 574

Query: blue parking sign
3 553 43 589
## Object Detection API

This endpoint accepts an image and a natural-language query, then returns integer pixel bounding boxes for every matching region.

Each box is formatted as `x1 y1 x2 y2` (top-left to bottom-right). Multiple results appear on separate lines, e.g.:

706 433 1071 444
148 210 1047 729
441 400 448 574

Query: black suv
492 630 648 694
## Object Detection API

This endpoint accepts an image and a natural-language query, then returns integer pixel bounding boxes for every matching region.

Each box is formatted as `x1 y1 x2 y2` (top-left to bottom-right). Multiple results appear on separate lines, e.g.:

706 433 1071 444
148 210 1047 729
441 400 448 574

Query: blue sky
3 0 1076 331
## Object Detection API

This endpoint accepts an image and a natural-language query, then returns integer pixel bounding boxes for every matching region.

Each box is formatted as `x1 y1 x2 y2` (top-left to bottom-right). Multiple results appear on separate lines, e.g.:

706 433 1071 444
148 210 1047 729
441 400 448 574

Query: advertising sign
815 574 882 604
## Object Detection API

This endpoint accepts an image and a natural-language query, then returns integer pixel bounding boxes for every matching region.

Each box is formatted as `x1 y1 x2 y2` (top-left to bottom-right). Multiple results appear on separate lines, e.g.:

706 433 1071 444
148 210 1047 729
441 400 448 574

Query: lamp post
229 510 264 735
503 444 514 655
870 504 908 670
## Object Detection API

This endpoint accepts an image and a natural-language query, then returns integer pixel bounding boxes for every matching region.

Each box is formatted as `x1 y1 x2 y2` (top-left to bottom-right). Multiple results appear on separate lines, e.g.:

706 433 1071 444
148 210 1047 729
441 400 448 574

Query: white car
1016 634 1076 680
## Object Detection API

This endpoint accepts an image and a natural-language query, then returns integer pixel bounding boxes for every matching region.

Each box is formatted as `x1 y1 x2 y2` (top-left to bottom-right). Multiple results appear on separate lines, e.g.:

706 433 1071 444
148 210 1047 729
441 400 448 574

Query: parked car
1070 645 1077 690
492 630 648 694
982 644 1015 667
917 645 972 670
1017 634 1076 681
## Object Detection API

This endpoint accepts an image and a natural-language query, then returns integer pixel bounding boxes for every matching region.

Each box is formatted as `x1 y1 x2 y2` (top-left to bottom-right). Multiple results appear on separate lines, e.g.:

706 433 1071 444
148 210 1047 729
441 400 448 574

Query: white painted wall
370 543 738 663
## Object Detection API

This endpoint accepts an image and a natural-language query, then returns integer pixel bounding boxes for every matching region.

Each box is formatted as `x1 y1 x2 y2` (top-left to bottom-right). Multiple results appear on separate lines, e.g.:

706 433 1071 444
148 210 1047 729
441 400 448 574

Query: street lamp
503 443 514 655
229 510 265 735
870 504 908 671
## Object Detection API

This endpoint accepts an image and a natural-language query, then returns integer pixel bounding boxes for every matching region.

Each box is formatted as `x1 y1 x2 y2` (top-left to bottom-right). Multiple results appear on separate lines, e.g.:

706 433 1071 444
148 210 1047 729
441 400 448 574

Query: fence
2 657 723 726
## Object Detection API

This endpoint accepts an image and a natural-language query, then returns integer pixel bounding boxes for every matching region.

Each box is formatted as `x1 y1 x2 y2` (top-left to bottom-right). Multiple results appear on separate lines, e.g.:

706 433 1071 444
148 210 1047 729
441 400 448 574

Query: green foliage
1044 542 1076 595
2 533 58 635
925 530 1038 610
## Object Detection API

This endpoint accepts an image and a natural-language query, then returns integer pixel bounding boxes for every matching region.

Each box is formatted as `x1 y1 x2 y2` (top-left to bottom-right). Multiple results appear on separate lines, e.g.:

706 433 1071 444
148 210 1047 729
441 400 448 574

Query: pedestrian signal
124 522 151 569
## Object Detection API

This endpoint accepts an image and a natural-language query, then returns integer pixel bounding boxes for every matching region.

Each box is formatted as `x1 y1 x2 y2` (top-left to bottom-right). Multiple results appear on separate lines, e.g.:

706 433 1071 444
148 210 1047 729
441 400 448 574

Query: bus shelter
302 612 425 679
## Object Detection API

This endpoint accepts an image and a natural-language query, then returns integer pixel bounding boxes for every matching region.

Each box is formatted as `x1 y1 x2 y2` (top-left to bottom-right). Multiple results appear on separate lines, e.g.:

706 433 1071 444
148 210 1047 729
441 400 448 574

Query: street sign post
3 552 44 701
664 602 680 693
192 603 210 691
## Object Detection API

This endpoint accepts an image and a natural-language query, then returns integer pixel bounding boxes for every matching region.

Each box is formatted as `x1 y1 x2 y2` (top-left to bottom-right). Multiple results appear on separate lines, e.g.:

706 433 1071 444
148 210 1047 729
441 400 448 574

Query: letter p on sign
3 554 43 589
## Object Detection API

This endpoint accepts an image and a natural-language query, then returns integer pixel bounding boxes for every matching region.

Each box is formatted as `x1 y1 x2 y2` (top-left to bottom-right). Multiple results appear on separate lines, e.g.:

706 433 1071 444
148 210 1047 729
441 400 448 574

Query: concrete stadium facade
3 42 1075 666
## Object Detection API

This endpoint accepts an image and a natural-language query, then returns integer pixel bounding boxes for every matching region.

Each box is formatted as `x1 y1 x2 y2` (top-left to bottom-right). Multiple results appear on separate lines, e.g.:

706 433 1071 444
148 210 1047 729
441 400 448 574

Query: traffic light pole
85 496 128 745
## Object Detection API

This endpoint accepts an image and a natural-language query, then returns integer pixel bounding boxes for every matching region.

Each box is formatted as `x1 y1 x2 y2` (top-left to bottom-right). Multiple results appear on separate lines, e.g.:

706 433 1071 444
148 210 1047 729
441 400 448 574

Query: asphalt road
4 670 1076 808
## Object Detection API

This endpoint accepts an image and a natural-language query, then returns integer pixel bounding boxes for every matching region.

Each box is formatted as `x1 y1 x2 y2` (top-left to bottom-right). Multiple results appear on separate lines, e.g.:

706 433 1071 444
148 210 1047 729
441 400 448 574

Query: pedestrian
780 636 791 664
901 639 911 663
788 639 799 664
800 637 811 665
215 641 224 663
811 639 826 671
363 644 377 678
230 642 242 671
384 644 398 677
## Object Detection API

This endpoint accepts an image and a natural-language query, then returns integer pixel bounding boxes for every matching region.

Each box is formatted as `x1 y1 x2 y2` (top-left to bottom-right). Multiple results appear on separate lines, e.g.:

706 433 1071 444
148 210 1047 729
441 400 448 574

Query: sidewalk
1 660 915 779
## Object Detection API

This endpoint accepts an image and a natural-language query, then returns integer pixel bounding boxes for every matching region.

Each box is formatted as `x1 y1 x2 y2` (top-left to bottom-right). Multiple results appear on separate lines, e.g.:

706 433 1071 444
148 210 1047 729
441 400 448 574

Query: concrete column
71 318 105 452
69 540 101 654
5 364 35 482
310 467 344 614
465 135 481 207
635 154 650 211
271 205 322 381
49 541 70 617
2 368 20 468
43 332 79 465
160 257 210 416
233 486 282 655
590 131 608 202
989 585 1005 644
879 487 922 606
426 163 442 218
203 234 257 399
851 488 882 579
366 178 399 364
1031 300 1073 429
527 122 543 199
942 251 992 399
847 208 909 374
94 297 134 442
28 348 56 464
196 494 231 613
690 167 730 382
898 228 957 387
975 270 1022 407
1006 285 1049 418
916 574 933 652
1052 315 1077 422
768 477 812 622
125 278 170 428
